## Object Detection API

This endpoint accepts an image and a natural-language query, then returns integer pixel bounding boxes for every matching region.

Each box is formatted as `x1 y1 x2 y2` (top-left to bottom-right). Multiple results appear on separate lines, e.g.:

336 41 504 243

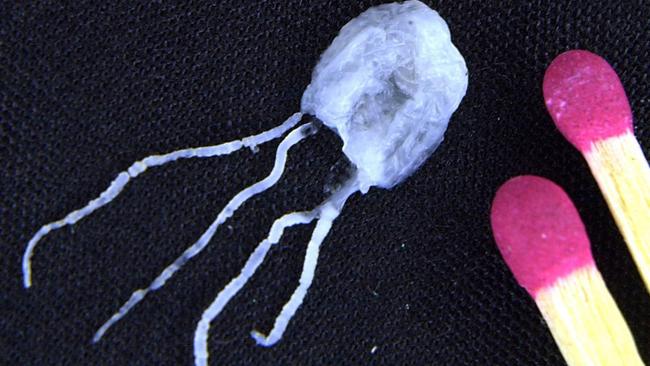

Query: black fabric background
2 1 649 365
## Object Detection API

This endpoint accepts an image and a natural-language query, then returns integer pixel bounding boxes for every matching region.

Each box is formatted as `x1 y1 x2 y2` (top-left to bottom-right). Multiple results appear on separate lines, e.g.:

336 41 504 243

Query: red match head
490 175 594 298
543 50 633 152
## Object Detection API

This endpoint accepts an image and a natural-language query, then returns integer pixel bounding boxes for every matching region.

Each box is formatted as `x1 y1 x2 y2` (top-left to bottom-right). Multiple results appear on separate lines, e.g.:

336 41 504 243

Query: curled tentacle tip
250 330 272 347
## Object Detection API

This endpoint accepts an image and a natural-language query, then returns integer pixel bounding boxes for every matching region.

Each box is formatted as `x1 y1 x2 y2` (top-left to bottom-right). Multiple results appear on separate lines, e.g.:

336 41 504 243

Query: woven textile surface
2 1 649 365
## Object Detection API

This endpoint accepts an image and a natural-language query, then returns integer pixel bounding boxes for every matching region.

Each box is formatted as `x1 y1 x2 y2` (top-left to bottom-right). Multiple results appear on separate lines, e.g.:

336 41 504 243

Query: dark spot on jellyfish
302 116 322 136
324 155 355 195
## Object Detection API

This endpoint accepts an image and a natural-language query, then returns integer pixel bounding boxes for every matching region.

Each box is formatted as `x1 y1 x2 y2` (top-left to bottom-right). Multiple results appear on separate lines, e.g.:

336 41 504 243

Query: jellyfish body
302 0 467 191
21 1 467 365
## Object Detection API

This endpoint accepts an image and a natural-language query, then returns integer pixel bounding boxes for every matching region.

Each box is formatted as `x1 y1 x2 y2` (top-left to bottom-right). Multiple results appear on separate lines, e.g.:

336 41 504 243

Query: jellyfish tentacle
91 121 316 344
22 112 303 289
193 210 317 366
249 207 337 347
251 177 358 347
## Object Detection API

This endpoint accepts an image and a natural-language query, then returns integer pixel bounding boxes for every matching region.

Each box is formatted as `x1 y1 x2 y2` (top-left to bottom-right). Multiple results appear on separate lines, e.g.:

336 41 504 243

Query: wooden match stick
543 49 650 291
491 175 644 366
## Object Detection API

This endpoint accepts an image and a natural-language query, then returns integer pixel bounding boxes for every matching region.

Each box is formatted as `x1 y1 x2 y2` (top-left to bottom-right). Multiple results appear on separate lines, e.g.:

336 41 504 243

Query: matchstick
491 175 644 366
543 49 650 291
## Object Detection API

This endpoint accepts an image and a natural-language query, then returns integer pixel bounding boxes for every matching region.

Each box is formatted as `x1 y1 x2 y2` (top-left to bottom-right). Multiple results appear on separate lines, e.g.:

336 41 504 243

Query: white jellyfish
21 1 468 365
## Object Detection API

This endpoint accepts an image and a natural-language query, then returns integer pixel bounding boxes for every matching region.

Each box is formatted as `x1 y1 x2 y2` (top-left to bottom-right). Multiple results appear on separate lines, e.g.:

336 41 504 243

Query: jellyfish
21 1 468 365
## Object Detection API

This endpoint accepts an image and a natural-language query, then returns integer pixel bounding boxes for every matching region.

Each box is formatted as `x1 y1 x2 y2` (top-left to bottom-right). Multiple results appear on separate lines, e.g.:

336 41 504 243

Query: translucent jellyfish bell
302 0 468 192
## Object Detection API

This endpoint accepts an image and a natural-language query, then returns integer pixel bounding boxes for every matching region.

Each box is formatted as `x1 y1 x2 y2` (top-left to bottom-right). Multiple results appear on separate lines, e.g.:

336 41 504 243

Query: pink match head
490 175 594 298
543 50 633 152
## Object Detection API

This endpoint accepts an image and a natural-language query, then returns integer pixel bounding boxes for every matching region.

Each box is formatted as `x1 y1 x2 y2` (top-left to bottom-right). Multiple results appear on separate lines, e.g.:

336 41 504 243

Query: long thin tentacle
193 211 317 366
250 177 358 347
91 121 315 343
22 112 303 288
